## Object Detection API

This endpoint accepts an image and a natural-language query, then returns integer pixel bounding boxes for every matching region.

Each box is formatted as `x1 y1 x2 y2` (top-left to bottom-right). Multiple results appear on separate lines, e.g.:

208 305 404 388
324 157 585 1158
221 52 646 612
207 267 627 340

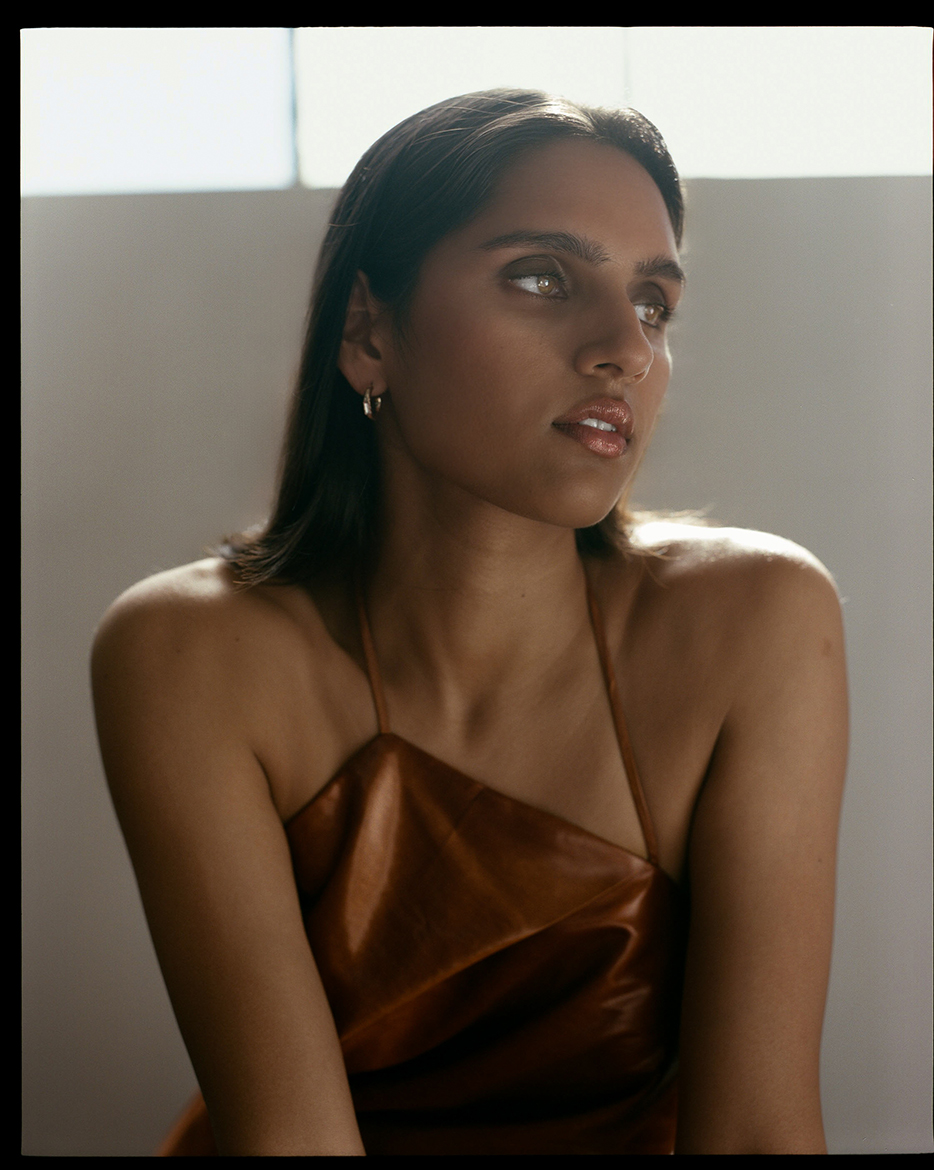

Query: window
21 26 932 196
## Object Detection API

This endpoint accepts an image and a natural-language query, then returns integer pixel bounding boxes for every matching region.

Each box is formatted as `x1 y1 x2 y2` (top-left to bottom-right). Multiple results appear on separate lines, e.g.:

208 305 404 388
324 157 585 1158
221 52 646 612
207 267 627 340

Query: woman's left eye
510 272 566 298
634 302 670 328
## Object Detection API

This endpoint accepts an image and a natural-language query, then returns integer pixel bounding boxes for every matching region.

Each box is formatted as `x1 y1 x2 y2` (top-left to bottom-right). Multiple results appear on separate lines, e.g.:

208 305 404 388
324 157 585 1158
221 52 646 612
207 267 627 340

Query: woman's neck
363 475 602 716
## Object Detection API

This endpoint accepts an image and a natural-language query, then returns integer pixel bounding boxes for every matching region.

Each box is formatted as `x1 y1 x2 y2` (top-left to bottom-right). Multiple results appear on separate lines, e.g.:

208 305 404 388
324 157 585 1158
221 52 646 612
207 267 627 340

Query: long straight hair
224 90 684 586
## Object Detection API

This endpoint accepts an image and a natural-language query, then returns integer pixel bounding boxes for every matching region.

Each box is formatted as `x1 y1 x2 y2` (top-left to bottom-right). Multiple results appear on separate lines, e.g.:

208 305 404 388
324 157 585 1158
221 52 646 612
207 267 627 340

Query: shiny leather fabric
159 582 685 1155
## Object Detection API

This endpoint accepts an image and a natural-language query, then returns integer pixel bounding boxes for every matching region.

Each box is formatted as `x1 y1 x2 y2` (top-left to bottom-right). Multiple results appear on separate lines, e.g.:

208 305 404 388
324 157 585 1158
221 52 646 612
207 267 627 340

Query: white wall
21 176 933 1154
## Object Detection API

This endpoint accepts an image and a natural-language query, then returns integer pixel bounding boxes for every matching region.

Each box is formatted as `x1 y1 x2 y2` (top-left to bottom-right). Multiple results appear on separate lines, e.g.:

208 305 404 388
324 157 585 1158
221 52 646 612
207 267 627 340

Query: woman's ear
338 271 390 398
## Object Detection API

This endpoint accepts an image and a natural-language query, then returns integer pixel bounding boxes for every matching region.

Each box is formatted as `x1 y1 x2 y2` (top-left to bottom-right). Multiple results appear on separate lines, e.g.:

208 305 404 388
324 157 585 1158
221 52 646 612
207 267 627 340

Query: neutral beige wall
22 177 933 1154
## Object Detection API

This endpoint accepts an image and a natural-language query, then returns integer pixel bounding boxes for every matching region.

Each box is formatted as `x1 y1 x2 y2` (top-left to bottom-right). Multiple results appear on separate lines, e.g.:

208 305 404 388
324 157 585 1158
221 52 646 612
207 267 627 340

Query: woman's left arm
675 550 848 1154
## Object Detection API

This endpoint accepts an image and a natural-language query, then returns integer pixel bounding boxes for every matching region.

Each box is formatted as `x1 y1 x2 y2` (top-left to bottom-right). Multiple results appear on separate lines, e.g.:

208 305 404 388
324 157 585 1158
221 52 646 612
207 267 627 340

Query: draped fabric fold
160 735 685 1156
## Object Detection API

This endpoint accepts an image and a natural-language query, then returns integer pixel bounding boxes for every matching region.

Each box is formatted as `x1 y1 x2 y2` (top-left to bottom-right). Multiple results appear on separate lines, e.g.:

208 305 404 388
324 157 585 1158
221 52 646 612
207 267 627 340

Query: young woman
91 90 847 1155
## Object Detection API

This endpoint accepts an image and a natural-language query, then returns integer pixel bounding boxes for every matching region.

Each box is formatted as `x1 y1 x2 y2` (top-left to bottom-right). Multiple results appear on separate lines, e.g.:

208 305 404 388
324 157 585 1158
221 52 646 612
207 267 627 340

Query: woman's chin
516 497 625 538
535 485 626 534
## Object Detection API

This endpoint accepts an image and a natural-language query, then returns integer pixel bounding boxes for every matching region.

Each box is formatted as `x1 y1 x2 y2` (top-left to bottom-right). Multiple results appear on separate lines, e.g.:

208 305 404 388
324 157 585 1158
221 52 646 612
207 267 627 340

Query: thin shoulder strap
585 574 660 867
356 578 391 735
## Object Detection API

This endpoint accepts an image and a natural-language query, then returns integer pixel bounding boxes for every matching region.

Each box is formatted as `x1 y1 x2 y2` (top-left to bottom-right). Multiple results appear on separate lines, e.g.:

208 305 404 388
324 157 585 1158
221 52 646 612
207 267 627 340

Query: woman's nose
573 301 654 384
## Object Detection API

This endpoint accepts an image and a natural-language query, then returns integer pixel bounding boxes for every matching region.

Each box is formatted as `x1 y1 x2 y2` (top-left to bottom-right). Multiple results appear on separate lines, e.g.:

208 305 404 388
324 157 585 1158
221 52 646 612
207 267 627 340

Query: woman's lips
552 397 633 458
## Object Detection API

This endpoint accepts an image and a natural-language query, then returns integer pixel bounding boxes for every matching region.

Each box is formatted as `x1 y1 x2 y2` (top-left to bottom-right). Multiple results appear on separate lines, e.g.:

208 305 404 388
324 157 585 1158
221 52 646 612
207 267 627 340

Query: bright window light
295 25 931 186
21 27 932 197
293 26 627 188
21 28 295 195
626 26 932 179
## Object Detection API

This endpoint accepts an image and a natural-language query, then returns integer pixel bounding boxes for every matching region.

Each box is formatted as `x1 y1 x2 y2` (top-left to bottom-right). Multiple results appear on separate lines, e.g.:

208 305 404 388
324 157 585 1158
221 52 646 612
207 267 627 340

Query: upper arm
91 574 365 1155
675 549 848 1153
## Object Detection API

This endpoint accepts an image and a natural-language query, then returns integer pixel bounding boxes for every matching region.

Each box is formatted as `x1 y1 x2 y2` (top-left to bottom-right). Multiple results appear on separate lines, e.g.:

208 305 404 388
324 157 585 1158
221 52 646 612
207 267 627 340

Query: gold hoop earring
363 385 382 419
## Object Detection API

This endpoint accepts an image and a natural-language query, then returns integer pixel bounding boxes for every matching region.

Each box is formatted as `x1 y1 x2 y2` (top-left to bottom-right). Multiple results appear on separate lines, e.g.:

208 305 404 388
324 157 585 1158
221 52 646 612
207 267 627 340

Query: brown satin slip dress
160 578 686 1155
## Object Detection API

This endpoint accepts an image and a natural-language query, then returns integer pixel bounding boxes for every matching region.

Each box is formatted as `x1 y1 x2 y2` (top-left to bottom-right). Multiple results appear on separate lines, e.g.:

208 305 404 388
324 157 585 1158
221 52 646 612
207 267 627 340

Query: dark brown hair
224 89 683 585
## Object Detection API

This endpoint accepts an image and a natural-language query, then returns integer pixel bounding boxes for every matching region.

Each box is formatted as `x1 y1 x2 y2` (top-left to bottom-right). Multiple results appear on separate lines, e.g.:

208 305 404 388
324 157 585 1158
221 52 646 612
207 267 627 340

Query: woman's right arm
91 570 366 1155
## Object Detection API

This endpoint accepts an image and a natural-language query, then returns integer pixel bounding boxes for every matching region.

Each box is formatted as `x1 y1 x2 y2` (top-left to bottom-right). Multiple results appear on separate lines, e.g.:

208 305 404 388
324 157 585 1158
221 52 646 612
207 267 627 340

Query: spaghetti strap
356 579 391 735
355 572 658 867
585 575 660 868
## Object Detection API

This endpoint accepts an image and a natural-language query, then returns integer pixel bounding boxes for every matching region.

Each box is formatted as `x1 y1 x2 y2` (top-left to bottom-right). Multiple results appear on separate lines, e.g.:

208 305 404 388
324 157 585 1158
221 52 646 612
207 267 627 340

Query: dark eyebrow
477 230 611 265
635 255 686 288
478 232 686 287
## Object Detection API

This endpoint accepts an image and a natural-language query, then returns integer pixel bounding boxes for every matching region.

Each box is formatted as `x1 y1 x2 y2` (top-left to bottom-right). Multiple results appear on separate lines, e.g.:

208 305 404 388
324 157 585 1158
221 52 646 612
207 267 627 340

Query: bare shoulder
628 519 843 641
631 517 837 585
595 519 846 761
94 558 291 659
91 560 291 791
91 558 327 700
90 560 313 790
91 559 368 824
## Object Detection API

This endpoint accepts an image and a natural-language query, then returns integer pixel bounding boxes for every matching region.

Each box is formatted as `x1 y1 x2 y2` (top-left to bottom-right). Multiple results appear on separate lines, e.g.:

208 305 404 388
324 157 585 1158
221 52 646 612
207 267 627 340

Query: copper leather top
160 580 685 1156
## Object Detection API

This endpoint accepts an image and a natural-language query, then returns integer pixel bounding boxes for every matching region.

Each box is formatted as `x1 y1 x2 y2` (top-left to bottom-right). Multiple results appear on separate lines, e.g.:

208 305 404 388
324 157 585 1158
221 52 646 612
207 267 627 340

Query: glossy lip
552 396 634 458
553 396 634 438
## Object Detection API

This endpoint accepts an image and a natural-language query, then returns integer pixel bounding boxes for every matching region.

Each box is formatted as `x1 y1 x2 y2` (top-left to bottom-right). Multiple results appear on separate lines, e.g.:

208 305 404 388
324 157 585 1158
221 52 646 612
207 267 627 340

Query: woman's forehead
449 139 679 261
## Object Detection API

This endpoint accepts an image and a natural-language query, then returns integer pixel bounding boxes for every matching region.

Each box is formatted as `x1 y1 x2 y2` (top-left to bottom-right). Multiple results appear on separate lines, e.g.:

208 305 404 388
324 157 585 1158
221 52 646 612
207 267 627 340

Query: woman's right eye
508 265 568 299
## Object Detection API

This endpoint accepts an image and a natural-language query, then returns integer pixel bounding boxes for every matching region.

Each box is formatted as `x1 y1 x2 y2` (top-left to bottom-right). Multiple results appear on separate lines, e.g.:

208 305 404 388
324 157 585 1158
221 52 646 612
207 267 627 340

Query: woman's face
375 138 684 532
